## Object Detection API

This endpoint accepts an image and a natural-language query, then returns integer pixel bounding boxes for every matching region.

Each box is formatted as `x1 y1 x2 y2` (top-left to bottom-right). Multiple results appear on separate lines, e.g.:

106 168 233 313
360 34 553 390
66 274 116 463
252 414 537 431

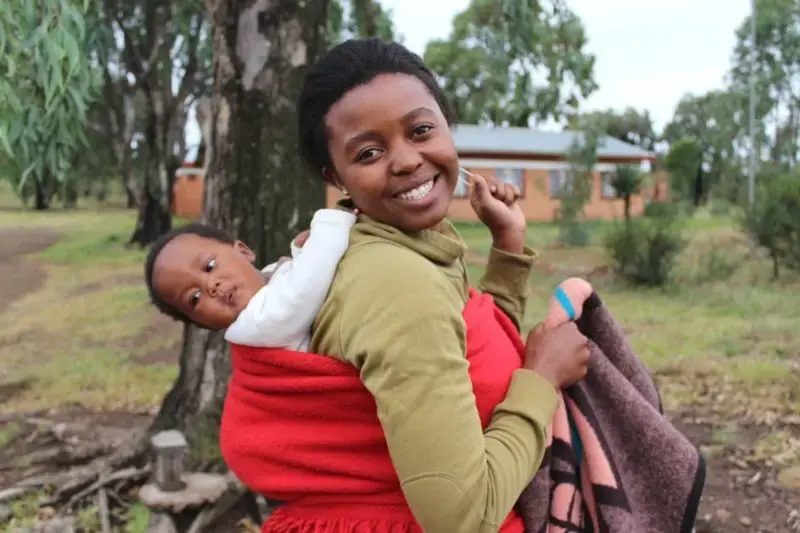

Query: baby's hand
543 277 594 329
294 229 311 248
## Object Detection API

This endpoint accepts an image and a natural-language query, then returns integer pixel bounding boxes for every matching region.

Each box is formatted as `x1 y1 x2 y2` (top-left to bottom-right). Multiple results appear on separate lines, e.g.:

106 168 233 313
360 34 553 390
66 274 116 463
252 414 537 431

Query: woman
220 38 590 533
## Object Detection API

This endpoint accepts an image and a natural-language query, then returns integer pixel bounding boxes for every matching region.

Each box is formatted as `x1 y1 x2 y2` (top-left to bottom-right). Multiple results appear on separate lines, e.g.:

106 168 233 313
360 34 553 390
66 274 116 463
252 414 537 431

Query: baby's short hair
144 223 235 325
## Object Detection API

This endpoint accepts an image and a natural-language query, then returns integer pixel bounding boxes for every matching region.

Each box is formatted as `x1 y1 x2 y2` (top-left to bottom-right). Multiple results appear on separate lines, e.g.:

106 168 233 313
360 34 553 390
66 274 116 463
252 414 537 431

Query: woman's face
323 73 459 232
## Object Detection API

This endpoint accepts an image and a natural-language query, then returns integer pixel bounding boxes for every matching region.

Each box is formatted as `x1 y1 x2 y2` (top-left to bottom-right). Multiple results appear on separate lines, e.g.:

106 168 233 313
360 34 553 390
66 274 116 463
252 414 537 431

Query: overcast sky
381 0 752 132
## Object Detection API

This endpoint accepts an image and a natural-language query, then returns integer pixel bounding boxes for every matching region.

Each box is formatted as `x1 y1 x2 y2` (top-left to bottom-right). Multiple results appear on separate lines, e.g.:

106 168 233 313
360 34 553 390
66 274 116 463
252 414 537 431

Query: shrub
557 220 591 247
604 215 686 287
740 171 800 279
643 200 680 220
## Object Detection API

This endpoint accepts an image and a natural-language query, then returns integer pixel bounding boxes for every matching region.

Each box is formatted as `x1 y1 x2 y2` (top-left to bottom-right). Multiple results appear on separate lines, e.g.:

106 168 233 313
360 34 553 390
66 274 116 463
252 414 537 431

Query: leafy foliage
740 170 800 279
568 108 657 151
555 117 604 245
0 0 103 208
328 0 397 44
611 165 645 221
604 214 686 287
423 0 596 126
664 137 702 204
730 0 800 171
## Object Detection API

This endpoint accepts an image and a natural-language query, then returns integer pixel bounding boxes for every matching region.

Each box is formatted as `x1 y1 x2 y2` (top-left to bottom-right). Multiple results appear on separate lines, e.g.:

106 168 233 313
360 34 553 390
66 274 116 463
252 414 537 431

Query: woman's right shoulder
342 239 435 278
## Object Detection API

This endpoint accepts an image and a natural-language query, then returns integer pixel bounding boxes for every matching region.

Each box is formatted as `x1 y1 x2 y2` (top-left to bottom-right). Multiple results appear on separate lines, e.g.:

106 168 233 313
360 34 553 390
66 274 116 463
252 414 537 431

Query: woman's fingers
489 182 521 205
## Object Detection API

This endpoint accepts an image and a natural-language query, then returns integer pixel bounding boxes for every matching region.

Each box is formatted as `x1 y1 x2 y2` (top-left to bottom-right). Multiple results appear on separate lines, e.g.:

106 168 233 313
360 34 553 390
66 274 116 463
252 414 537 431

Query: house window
600 171 616 199
549 169 570 198
494 168 524 193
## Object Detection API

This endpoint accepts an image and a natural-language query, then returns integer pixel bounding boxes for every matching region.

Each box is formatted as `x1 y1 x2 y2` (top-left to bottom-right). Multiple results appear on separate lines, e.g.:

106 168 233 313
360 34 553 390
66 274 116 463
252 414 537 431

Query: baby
144 208 356 350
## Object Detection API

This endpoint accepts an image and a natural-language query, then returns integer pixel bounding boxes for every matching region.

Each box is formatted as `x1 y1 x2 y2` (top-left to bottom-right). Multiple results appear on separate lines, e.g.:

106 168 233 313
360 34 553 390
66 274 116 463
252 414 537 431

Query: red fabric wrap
220 290 527 532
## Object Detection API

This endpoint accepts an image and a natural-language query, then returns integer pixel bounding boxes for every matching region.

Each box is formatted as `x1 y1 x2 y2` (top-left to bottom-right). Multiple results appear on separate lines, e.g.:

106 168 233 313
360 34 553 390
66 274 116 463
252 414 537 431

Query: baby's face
152 235 266 330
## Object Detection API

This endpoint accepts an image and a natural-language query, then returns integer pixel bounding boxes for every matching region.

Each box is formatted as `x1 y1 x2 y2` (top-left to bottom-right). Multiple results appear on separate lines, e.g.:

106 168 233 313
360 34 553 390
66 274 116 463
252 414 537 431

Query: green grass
459 218 800 418
0 206 181 413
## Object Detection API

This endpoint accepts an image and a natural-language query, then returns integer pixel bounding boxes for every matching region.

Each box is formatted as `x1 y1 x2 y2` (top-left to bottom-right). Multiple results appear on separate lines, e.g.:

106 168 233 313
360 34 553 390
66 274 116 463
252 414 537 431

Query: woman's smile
393 173 441 204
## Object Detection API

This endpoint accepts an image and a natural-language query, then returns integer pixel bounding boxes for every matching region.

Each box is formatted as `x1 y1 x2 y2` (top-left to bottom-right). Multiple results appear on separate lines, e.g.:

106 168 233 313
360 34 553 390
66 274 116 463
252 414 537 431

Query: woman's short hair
297 38 453 176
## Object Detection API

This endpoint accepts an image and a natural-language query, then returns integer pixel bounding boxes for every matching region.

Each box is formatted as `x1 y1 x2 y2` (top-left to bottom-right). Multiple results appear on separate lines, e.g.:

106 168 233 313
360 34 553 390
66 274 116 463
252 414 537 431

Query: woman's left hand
468 172 526 253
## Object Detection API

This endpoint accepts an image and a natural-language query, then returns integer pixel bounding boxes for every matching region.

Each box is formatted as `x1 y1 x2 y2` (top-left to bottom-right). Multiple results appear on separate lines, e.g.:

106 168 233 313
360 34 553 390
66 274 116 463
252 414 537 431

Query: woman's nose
389 141 423 175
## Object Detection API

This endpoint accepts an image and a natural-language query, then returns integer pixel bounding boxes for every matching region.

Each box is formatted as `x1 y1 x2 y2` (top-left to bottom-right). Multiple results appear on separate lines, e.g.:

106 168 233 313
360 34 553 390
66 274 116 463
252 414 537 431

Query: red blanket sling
220 290 528 532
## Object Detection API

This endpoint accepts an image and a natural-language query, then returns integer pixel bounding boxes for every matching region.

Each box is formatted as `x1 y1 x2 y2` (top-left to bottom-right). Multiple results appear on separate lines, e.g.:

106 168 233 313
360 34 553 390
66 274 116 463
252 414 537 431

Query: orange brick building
174 125 665 222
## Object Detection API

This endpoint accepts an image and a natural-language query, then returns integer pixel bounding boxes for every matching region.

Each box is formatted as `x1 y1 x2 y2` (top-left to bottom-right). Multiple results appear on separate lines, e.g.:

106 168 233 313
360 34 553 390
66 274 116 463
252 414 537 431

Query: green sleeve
478 245 537 330
335 244 559 533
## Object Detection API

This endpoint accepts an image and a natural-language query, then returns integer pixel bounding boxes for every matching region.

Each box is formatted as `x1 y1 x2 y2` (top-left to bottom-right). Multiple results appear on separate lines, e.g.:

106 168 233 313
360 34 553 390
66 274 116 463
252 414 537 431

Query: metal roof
451 124 654 160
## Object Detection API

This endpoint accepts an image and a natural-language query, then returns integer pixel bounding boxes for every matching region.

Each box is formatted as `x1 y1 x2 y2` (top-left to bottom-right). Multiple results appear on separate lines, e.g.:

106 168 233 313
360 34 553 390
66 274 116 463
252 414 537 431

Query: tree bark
33 177 52 210
623 193 631 221
151 0 329 474
129 90 174 246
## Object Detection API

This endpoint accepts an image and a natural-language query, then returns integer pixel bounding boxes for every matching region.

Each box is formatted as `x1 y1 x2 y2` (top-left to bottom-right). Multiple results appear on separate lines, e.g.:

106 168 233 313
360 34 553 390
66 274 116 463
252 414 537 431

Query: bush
603 216 686 287
557 220 591 247
740 171 800 279
643 200 680 220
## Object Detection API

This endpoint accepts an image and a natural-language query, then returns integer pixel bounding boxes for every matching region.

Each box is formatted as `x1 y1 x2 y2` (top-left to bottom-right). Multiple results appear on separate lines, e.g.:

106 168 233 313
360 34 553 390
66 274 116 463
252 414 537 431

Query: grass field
2 181 800 531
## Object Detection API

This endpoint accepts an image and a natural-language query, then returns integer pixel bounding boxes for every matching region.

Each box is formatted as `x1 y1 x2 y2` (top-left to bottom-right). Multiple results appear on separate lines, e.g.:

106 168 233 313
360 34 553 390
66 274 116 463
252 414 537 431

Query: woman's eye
356 148 381 162
205 258 216 272
190 290 201 307
413 124 434 137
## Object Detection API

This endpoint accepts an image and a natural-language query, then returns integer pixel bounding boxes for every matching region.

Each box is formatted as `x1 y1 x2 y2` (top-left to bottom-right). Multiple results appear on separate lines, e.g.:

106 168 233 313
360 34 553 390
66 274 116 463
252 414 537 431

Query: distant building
174 125 668 221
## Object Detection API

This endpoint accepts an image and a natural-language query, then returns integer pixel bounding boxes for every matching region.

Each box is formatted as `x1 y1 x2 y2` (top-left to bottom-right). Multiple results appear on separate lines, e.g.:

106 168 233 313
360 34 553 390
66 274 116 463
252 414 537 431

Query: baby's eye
190 290 201 307
205 258 216 272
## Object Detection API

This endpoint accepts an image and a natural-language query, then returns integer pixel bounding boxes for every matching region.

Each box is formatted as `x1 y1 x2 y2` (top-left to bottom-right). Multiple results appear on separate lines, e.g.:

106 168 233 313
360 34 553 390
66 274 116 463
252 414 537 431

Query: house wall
172 167 205 219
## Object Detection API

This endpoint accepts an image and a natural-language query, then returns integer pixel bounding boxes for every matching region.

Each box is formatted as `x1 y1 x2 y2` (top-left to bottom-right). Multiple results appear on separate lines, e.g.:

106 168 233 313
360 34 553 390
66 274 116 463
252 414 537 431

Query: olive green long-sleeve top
310 215 560 533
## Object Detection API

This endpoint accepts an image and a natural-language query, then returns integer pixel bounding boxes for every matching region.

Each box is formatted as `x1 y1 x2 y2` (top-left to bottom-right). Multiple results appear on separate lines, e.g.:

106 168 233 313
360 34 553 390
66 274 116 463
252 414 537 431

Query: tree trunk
124 183 137 209
151 0 330 481
129 91 174 246
62 180 78 208
33 178 51 210
771 250 780 281
623 193 631 221
122 157 138 209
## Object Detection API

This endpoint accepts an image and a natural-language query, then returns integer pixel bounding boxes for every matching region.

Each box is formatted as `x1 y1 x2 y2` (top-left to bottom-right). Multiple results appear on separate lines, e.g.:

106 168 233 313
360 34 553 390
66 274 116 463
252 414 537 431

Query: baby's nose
207 279 221 296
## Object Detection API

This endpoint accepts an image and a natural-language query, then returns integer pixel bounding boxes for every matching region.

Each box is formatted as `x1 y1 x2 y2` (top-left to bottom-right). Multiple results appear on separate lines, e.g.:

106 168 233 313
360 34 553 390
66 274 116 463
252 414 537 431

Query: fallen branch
19 441 113 468
98 486 111 533
0 486 36 504
63 466 151 508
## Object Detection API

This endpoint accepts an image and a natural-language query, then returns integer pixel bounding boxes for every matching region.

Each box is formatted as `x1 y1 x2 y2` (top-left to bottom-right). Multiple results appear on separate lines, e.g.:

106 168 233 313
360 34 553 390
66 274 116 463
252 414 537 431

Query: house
173 125 666 221
326 125 665 222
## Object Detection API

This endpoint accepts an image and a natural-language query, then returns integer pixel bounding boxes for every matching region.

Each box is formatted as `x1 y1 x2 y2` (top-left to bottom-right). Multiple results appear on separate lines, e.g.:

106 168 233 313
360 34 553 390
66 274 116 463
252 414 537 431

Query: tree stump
140 472 233 533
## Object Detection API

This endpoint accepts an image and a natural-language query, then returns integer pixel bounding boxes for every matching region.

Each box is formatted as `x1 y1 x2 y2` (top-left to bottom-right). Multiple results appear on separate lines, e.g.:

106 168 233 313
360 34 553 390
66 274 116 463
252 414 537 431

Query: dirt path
0 227 61 314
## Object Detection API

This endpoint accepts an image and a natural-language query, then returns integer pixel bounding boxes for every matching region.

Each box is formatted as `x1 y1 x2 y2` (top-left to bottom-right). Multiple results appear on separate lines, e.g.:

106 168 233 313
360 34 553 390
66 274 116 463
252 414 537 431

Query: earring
341 187 348 196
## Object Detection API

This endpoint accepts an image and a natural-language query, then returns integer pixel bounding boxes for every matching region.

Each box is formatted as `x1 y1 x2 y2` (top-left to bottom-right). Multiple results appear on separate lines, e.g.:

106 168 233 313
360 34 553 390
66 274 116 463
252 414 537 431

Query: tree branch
109 0 167 86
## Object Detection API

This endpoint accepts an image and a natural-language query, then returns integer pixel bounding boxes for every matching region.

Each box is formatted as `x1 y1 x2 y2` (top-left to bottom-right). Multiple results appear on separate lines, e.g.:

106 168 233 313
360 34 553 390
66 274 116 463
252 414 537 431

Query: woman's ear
233 240 256 263
322 167 342 190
